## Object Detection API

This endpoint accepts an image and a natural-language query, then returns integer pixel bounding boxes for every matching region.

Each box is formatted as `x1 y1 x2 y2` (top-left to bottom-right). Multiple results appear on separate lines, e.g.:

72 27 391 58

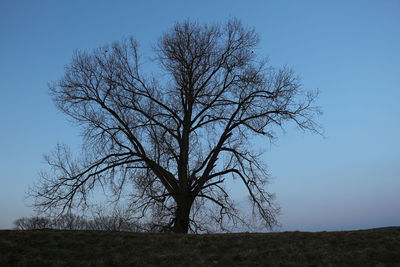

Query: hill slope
1 228 399 266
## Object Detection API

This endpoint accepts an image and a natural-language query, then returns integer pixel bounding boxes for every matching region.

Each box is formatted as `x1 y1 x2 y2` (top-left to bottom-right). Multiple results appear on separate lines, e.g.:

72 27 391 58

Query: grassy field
0 228 399 266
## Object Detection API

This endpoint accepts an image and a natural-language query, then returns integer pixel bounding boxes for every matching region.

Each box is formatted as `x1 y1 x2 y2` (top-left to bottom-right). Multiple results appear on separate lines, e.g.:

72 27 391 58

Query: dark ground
0 227 399 266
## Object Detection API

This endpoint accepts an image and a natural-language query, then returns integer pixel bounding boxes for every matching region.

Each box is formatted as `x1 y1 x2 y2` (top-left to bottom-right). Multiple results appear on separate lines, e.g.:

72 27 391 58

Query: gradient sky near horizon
1 0 399 231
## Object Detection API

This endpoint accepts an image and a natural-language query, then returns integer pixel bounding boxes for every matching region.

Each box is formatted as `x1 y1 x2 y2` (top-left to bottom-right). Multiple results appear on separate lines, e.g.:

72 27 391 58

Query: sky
0 0 399 231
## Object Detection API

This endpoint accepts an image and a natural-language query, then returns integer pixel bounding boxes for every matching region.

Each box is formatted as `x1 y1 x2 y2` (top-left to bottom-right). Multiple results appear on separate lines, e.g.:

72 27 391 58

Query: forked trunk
173 197 193 233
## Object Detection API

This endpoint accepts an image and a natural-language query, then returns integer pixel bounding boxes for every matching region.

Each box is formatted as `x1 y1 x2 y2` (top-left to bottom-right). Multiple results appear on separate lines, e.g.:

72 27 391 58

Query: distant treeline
13 211 166 232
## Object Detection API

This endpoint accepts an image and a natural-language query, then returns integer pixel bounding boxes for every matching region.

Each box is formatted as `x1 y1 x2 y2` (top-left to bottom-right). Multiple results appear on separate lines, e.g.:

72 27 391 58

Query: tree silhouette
33 19 320 233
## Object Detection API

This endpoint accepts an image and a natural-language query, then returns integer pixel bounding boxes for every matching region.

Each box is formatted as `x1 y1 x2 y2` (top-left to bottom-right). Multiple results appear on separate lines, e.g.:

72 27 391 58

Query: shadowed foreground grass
0 228 399 266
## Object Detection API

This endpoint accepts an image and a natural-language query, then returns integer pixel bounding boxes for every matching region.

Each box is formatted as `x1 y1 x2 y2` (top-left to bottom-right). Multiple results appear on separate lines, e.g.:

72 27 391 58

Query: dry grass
0 228 399 266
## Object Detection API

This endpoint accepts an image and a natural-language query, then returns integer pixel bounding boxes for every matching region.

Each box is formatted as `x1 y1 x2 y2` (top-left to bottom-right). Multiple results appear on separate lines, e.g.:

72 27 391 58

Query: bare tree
13 216 52 230
52 213 87 230
32 19 320 233
13 211 140 231
87 206 142 232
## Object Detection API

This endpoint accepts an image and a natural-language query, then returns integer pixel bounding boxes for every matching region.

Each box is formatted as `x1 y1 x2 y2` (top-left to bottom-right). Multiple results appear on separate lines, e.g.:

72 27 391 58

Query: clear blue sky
0 0 399 231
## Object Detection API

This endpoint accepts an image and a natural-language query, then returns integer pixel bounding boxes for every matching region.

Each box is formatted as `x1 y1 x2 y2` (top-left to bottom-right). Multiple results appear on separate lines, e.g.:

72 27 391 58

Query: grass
0 228 399 266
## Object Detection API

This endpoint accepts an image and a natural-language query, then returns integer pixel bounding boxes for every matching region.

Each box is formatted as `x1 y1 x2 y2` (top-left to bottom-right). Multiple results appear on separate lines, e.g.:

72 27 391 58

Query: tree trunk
173 197 193 233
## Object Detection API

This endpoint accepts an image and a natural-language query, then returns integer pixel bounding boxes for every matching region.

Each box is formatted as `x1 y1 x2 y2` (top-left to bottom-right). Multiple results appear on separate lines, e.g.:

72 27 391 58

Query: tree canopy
33 19 320 233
